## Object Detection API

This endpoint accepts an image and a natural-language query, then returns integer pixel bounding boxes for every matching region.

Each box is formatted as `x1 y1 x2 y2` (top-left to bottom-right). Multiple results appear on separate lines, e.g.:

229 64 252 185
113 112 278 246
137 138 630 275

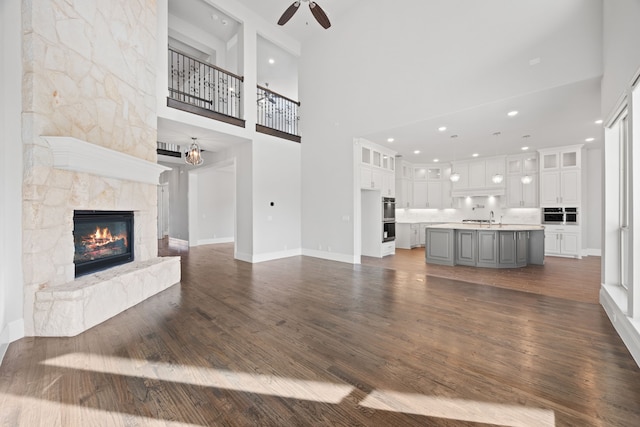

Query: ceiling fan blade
309 2 331 29
278 2 301 26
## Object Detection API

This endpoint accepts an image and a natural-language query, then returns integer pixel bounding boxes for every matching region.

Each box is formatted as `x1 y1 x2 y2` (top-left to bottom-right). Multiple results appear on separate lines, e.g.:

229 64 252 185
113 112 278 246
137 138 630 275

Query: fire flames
86 226 128 247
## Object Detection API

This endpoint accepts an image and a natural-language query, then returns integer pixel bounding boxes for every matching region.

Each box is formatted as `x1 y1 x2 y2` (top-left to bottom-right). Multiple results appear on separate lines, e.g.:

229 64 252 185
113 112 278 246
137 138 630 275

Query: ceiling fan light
185 138 203 166
491 173 504 184
450 172 461 183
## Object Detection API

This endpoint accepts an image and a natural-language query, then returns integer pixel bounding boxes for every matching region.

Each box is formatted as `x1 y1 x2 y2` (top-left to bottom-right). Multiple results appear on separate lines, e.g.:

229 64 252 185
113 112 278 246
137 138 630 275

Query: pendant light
449 134 461 182
185 137 203 166
491 132 504 184
520 135 532 184
520 175 533 185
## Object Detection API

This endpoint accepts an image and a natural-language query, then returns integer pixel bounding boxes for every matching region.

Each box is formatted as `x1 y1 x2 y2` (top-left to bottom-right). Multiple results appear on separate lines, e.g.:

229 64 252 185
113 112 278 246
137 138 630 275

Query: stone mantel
43 136 170 185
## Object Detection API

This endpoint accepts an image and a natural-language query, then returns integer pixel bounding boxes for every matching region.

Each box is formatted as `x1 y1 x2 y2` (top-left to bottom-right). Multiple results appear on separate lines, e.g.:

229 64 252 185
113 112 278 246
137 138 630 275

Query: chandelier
185 137 203 166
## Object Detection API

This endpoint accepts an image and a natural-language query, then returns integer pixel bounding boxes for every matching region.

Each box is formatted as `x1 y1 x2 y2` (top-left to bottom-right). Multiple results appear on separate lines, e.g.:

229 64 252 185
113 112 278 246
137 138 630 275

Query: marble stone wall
21 0 164 335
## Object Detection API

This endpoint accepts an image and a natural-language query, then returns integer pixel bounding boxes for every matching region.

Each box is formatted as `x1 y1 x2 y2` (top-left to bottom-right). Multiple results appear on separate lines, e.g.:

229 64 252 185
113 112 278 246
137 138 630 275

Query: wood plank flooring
1 242 639 426
363 248 602 304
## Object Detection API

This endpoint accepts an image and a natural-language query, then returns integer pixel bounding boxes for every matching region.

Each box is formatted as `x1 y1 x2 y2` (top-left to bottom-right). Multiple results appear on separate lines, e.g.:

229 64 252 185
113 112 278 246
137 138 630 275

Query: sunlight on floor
43 352 353 404
360 390 555 427
0 393 200 427
39 352 556 426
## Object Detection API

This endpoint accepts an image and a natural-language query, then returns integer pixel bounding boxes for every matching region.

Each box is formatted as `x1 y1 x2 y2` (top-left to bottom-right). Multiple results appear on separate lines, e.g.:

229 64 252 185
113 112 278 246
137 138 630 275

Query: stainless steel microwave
542 207 578 224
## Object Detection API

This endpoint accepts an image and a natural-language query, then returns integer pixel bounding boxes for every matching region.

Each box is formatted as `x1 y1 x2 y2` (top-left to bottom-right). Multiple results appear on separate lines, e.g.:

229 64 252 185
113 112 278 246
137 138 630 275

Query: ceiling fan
277 0 331 29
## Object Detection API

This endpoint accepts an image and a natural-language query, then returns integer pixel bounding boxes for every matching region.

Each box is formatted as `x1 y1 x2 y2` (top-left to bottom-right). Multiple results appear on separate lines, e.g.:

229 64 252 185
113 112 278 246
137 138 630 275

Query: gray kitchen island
425 223 545 268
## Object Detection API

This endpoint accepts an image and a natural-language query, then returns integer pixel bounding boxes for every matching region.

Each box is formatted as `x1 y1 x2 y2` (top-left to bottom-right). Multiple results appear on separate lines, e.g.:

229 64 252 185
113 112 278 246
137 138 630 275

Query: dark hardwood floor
1 242 639 426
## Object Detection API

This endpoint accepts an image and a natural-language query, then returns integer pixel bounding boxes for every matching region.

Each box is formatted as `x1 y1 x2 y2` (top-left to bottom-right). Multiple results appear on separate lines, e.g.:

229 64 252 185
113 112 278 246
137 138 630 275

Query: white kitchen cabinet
539 145 583 206
359 139 397 193
396 178 412 208
506 173 538 207
396 223 419 249
382 153 395 172
484 156 506 189
382 173 395 197
451 162 469 189
412 180 428 207
360 166 382 190
451 156 506 196
544 225 581 258
540 146 582 171
506 153 538 207
539 169 580 206
507 153 538 175
419 223 430 247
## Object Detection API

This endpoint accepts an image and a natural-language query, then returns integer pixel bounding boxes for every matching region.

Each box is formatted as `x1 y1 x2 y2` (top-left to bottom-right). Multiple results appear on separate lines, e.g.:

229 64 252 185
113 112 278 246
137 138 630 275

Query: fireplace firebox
73 210 134 277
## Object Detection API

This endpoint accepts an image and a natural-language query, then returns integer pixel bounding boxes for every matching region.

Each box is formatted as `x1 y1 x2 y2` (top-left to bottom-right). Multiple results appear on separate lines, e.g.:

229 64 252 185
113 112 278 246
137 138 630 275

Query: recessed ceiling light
521 146 529 151
268 58 275 64
433 158 439 163
595 119 603 124
387 138 394 143
507 110 519 117
438 126 447 132
414 150 421 154
585 137 595 142
472 153 479 157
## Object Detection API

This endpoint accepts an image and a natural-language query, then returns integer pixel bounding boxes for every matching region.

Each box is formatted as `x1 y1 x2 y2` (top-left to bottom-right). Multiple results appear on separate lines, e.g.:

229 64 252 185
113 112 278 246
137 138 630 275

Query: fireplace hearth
73 210 134 277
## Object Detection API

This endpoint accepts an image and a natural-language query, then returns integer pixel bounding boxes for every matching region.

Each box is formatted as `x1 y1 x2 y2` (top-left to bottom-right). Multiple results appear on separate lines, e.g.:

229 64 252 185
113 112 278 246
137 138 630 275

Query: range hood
451 188 505 198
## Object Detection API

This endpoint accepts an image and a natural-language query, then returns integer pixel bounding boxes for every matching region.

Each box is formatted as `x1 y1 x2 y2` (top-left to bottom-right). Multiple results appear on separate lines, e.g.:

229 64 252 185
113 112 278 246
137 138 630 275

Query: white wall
251 136 302 261
196 166 235 244
0 0 24 363
299 0 603 261
602 0 640 116
161 167 190 242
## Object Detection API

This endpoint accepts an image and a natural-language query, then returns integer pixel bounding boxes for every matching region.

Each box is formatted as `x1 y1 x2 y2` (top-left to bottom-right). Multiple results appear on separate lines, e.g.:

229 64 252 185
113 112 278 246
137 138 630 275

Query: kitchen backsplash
396 197 541 224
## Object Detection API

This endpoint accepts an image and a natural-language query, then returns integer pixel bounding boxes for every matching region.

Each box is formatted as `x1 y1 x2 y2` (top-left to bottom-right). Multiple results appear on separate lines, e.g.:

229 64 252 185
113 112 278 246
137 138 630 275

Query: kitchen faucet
489 210 494 227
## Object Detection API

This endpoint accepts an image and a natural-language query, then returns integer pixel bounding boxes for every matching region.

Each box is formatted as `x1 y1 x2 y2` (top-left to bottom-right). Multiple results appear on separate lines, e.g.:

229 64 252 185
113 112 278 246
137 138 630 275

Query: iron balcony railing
257 85 300 138
168 48 243 120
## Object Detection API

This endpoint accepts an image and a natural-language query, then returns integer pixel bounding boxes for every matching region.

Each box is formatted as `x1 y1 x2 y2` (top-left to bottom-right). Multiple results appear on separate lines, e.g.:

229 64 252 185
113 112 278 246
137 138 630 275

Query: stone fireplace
21 0 179 336
23 137 180 337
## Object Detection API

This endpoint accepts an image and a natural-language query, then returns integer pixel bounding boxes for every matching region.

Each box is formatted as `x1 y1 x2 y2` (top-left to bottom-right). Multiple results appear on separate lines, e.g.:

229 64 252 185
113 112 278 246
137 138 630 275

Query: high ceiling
160 0 604 164
362 77 603 164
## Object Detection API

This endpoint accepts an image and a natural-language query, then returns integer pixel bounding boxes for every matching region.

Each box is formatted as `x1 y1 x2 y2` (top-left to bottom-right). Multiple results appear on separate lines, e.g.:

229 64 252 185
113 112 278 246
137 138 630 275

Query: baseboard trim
197 237 234 246
169 237 189 247
234 248 302 263
302 249 359 264
583 248 602 257
600 285 640 368
252 248 302 263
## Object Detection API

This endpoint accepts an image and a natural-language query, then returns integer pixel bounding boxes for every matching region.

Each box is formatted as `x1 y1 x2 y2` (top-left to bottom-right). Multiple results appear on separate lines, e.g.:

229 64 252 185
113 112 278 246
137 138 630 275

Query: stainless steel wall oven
541 207 578 225
382 197 396 242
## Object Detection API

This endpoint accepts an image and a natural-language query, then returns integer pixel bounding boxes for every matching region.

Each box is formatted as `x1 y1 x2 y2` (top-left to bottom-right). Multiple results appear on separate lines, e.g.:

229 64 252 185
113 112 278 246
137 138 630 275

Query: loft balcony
167 48 301 142
256 85 301 143
168 47 245 127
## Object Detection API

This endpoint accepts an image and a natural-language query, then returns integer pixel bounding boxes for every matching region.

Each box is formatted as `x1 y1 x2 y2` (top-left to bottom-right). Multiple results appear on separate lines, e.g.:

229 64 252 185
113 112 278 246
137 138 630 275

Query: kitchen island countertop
427 223 544 231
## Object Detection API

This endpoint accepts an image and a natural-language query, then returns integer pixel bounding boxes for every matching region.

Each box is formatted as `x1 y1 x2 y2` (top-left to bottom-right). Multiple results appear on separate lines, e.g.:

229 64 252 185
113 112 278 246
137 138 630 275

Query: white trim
251 249 302 263
43 136 170 185
197 237 234 245
583 248 602 257
302 249 359 264
600 284 640 367
168 237 189 247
